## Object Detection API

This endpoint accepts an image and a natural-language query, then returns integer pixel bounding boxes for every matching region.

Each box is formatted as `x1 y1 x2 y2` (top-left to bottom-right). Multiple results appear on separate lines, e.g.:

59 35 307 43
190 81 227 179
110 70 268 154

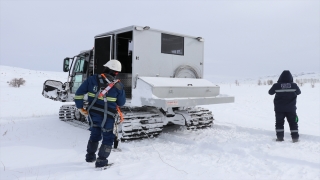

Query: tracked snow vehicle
42 25 234 140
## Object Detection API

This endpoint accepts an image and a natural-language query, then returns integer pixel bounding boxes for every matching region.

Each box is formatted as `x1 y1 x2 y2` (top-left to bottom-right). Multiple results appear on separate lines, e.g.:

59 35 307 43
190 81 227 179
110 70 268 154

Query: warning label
167 101 178 106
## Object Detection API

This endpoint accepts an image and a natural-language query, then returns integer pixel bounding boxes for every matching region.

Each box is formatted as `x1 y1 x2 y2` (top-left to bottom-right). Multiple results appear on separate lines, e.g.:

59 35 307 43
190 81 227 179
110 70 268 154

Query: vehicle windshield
73 57 86 73
71 56 87 93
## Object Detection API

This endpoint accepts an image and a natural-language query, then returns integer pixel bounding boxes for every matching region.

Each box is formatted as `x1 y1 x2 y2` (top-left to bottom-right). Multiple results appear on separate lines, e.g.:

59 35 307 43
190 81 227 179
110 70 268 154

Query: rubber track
119 106 164 140
185 107 214 130
58 105 213 140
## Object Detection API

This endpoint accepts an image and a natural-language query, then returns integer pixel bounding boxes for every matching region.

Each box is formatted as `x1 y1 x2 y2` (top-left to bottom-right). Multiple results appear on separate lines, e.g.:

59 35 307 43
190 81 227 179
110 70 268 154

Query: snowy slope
0 66 68 118
0 66 319 180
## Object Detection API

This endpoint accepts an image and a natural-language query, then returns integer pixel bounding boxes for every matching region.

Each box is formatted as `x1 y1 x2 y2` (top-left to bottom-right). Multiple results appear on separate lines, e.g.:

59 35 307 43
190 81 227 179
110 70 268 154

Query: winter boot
276 131 284 142
95 144 112 168
291 130 299 143
85 140 99 162
276 137 284 142
292 138 299 143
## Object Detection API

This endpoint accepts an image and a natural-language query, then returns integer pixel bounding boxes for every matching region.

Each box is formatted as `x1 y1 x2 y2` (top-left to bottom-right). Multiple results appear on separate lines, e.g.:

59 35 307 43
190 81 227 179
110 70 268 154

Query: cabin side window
161 33 184 55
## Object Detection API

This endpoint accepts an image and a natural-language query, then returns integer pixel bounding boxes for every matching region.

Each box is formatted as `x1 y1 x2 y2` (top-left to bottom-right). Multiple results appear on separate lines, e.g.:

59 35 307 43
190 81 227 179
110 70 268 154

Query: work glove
78 108 88 117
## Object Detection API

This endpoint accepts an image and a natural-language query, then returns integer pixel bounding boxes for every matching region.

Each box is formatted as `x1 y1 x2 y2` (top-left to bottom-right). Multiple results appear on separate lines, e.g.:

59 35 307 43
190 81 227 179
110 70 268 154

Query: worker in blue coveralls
74 59 126 168
268 70 301 143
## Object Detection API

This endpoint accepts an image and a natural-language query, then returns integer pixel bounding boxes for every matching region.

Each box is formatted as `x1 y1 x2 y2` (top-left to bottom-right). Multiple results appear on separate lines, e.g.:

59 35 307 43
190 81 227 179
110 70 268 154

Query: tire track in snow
115 123 320 179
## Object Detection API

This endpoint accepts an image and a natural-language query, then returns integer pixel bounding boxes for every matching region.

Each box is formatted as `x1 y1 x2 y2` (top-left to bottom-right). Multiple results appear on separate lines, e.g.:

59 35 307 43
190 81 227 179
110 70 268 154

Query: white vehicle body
42 25 234 140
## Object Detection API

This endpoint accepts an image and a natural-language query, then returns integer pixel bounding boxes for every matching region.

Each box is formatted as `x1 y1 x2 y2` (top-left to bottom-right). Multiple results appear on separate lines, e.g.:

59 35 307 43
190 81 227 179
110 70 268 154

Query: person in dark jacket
74 59 126 168
268 70 301 142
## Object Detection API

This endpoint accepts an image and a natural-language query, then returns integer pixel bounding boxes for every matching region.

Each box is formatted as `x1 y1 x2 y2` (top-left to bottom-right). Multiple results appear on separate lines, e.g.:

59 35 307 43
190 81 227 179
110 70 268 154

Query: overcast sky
0 0 319 81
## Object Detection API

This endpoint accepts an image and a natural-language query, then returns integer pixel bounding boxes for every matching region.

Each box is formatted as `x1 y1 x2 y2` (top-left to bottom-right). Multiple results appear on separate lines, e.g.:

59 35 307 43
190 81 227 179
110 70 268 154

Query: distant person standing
268 70 301 142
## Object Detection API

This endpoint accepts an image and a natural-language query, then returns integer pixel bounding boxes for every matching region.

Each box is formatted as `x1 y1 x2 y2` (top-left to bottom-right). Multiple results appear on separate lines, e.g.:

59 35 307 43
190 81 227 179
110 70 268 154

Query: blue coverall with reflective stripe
74 74 126 145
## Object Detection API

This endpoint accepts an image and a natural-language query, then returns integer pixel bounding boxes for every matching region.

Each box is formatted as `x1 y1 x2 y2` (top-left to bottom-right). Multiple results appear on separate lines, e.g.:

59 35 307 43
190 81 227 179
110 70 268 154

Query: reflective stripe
74 95 84 99
275 89 296 92
291 130 299 133
276 129 284 132
88 92 116 101
88 92 103 100
107 97 117 102
88 92 95 97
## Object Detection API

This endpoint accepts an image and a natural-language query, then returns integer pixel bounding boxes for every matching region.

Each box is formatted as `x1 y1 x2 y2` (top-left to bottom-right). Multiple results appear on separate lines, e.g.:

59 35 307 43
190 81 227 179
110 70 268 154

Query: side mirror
63 58 70 72
42 80 63 101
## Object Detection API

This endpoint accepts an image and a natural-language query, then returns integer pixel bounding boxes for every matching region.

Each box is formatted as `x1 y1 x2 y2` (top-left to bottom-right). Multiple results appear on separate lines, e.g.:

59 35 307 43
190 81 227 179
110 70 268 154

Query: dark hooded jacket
268 70 301 112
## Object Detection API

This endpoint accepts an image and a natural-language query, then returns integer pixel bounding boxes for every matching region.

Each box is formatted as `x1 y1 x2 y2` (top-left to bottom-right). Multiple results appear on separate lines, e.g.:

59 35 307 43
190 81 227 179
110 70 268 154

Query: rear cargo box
131 77 234 109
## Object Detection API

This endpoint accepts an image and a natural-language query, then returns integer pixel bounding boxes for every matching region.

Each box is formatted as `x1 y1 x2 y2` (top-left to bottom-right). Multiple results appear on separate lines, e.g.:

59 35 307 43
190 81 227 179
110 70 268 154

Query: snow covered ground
0 66 319 180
